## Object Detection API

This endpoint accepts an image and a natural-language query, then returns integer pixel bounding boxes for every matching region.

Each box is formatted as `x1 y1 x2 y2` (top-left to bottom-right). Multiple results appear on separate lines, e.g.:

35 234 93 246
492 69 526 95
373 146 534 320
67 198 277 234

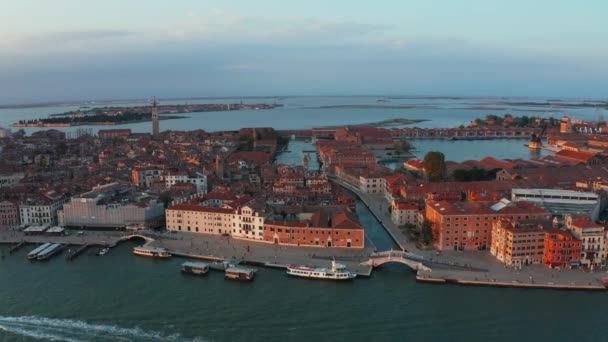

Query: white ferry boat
133 246 171 258
287 260 357 280
181 261 210 275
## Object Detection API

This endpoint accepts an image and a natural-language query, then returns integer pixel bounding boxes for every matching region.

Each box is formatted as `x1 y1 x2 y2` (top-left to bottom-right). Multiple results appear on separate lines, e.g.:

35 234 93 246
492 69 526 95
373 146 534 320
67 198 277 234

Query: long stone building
60 183 165 229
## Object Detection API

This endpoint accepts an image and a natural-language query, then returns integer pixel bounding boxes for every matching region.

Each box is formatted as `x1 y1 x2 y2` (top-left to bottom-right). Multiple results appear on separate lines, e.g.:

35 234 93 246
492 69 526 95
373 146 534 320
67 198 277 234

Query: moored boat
98 247 109 256
225 266 255 281
287 260 357 280
133 246 171 258
27 243 51 260
181 261 210 275
36 243 63 261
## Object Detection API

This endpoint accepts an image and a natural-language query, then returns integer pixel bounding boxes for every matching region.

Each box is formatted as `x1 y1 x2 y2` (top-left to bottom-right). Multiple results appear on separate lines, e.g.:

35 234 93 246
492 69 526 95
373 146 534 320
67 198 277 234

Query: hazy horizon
4 93 608 109
2 0 607 104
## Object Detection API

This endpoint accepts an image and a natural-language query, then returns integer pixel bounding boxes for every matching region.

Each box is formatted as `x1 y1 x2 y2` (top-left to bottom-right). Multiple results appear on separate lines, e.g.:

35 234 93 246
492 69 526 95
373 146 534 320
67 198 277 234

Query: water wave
0 315 204 342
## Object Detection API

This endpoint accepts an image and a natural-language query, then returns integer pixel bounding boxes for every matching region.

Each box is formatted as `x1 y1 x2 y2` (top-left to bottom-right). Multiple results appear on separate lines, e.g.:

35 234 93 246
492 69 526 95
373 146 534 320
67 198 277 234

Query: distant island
12 103 283 127
495 101 608 109
455 106 563 113
469 114 560 128
315 104 438 110
12 113 188 127
321 118 429 128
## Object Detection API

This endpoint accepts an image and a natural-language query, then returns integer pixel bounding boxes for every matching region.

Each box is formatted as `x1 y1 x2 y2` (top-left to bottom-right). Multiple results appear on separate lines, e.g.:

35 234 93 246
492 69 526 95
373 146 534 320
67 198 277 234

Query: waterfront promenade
332 178 608 290
2 212 607 289
0 230 375 276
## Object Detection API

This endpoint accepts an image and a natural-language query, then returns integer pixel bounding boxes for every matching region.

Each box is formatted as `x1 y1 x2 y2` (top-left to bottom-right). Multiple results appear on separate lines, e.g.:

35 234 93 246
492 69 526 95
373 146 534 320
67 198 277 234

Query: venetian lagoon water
1 96 605 341
0 96 603 135
1 218 607 342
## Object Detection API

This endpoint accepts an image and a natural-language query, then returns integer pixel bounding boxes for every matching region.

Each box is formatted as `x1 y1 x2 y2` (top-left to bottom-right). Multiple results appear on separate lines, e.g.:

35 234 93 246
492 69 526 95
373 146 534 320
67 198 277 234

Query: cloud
1 9 607 103
160 10 392 45
6 29 135 46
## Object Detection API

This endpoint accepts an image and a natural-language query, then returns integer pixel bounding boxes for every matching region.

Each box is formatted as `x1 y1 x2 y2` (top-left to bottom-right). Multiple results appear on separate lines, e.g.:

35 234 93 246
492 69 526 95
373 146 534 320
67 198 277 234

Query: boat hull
36 244 64 261
286 270 356 281
181 267 209 275
224 274 255 281
133 250 171 258
182 269 209 275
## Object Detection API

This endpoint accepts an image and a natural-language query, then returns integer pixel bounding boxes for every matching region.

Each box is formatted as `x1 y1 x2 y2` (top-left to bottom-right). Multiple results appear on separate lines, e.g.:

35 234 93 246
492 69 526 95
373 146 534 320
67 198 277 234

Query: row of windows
444 230 488 235
446 215 532 221
446 223 489 227
510 239 544 244
512 245 544 250
517 194 596 200
508 252 543 256
268 227 352 235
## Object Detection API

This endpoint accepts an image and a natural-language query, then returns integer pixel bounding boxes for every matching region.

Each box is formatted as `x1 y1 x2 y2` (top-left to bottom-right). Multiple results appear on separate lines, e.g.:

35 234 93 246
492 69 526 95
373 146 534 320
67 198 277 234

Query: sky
1 0 607 104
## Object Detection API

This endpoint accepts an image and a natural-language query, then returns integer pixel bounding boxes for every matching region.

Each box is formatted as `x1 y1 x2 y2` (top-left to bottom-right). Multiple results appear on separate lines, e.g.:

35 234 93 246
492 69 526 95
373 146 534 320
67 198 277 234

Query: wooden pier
65 244 91 261
9 241 27 254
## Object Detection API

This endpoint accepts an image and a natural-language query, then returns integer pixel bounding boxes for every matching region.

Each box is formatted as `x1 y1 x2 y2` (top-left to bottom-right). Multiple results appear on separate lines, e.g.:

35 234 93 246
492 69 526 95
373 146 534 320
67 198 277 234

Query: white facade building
19 192 67 226
0 127 11 138
132 167 163 188
166 204 234 235
565 215 605 268
164 172 207 194
166 202 265 240
359 175 384 194
61 183 165 229
231 205 265 240
390 200 419 226
0 172 24 188
511 188 601 220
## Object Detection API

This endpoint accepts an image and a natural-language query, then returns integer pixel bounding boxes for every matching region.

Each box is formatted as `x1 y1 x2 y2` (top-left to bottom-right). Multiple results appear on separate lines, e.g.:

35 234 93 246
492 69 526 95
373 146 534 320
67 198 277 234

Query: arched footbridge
110 234 156 247
361 250 431 272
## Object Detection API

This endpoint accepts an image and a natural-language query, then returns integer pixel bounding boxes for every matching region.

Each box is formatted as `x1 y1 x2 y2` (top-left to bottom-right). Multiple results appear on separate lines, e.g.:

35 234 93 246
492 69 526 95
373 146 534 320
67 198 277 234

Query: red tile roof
555 150 597 163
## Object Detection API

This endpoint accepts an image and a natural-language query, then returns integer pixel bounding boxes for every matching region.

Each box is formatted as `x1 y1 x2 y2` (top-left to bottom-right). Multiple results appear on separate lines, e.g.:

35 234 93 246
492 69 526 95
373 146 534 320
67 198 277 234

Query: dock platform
66 244 90 261
9 241 26 254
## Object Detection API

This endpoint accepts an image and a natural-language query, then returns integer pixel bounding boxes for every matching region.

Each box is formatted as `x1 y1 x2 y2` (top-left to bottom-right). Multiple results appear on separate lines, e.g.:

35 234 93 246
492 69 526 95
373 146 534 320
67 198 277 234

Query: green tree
519 116 530 127
452 167 496 182
423 151 446 182
421 220 433 244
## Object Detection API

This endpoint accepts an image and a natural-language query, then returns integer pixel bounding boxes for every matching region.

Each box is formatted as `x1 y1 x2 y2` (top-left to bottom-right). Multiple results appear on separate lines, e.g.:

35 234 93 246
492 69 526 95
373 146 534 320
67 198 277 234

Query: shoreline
2 230 606 290
11 116 187 128
318 118 429 129
416 274 606 291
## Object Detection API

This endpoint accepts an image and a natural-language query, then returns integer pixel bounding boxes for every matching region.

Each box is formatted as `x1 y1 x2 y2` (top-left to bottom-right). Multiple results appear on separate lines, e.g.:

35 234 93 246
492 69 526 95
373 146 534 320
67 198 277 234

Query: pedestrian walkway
331 178 418 252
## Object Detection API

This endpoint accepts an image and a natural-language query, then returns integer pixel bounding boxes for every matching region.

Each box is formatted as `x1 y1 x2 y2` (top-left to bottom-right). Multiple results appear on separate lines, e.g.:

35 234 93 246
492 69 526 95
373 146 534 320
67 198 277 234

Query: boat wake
0 315 204 342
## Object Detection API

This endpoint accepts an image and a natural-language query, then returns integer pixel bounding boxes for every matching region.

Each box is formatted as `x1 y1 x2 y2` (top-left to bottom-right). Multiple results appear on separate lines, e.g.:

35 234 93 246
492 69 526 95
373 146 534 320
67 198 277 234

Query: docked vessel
287 260 357 280
98 247 109 256
36 243 63 261
27 243 51 260
181 261 210 275
224 266 255 281
133 246 171 258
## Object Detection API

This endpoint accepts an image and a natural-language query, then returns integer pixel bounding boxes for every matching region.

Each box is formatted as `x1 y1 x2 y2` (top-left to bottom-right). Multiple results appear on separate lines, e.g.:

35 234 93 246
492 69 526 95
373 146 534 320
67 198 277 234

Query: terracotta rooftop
168 204 234 214
555 149 597 163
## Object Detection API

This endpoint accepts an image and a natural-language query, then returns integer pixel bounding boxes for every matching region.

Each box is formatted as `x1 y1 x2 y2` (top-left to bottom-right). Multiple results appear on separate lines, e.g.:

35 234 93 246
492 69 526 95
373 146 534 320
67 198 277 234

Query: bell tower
152 97 159 138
